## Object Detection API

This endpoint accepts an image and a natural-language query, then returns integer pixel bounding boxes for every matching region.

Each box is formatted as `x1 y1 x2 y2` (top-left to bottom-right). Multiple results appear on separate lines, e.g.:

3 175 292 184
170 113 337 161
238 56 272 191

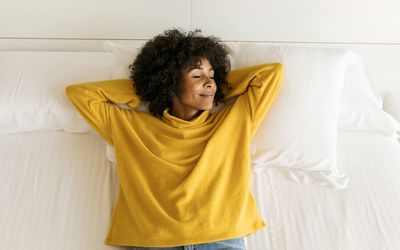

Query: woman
65 28 283 250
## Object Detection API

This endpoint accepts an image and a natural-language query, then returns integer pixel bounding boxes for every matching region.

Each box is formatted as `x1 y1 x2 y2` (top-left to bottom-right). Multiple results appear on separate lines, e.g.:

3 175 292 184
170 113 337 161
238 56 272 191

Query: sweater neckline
161 108 209 128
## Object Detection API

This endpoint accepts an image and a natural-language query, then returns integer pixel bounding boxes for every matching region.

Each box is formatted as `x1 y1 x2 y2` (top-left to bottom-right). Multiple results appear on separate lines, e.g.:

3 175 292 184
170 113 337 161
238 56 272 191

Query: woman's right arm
65 79 140 145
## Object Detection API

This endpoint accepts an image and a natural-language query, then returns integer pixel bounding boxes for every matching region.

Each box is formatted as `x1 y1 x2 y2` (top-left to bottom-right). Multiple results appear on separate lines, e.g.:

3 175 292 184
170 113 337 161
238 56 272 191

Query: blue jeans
128 237 246 250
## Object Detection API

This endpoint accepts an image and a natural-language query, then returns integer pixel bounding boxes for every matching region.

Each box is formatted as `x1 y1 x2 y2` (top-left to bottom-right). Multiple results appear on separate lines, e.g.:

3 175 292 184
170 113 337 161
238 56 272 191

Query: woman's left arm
223 63 284 134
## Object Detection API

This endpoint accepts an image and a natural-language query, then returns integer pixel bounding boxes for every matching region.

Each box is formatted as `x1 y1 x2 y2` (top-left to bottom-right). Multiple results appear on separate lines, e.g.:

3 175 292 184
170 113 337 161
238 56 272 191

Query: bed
1 42 400 250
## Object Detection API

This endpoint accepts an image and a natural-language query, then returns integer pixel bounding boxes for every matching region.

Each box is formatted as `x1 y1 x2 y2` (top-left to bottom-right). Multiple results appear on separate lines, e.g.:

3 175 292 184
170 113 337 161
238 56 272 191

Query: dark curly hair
129 28 231 116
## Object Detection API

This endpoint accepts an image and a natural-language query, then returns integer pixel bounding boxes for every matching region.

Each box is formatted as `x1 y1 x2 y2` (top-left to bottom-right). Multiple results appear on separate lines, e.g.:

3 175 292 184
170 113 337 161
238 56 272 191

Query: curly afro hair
129 28 231 117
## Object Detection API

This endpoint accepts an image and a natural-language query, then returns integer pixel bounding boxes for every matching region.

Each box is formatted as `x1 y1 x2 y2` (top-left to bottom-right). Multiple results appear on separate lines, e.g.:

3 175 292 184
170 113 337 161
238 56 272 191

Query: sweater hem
104 221 267 247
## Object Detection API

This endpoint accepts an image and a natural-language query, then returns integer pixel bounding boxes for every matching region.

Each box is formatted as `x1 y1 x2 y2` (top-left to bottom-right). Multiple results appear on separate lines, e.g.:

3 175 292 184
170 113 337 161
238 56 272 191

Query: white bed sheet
1 130 400 250
0 132 123 250
249 130 400 250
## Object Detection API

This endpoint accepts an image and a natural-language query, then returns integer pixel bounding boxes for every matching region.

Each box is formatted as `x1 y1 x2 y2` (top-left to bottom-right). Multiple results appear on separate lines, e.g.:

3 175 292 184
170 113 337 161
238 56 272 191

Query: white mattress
249 130 400 250
1 130 400 250
0 132 123 250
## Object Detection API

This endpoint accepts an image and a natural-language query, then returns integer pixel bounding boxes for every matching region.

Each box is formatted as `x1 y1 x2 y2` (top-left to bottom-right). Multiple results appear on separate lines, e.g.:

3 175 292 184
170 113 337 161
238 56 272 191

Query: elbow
256 63 284 88
259 62 284 80
65 84 79 101
271 63 284 83
259 63 284 77
273 62 284 75
65 85 72 96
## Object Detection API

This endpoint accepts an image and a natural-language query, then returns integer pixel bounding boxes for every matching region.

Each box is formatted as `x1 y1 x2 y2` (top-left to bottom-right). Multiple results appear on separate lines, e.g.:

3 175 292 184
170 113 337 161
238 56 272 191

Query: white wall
2 0 400 43
0 0 191 39
1 0 400 91
193 0 400 44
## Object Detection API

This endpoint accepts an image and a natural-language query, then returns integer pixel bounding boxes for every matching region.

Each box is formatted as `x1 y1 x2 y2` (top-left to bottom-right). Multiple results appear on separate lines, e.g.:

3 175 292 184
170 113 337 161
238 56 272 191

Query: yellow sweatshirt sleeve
224 63 284 136
65 79 140 145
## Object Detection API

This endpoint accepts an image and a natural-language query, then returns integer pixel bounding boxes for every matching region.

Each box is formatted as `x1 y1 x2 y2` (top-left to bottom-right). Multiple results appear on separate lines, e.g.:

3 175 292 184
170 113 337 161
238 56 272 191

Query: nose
204 76 215 88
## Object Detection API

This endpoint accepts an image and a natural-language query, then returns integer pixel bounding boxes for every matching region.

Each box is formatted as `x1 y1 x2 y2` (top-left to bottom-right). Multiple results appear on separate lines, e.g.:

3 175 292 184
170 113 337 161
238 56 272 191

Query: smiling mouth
199 94 214 97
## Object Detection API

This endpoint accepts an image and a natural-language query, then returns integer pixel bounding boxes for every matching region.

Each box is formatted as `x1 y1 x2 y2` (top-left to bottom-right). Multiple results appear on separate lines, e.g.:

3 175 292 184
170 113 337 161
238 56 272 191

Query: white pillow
0 51 114 135
338 52 400 136
228 44 400 136
226 43 351 188
103 41 141 79
383 91 400 139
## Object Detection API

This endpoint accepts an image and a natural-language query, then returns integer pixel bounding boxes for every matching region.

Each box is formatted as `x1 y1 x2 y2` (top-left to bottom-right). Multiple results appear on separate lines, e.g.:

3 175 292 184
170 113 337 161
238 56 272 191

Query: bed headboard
1 0 399 93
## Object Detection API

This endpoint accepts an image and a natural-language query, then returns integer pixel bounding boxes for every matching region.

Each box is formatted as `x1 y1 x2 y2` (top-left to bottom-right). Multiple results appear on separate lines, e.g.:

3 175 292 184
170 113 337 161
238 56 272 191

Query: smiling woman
129 29 231 119
65 28 284 249
171 58 217 120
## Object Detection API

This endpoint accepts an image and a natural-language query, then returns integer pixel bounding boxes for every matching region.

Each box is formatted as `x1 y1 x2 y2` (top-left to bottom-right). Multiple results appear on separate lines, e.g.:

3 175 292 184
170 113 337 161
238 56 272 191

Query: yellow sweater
65 63 284 247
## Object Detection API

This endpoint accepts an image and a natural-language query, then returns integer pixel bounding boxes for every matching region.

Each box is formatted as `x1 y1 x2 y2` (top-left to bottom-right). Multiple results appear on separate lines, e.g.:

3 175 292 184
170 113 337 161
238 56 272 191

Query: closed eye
193 75 214 79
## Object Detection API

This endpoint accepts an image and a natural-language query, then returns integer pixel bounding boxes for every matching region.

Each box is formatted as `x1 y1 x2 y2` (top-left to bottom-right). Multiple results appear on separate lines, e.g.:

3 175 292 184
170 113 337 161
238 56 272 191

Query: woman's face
171 58 216 120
